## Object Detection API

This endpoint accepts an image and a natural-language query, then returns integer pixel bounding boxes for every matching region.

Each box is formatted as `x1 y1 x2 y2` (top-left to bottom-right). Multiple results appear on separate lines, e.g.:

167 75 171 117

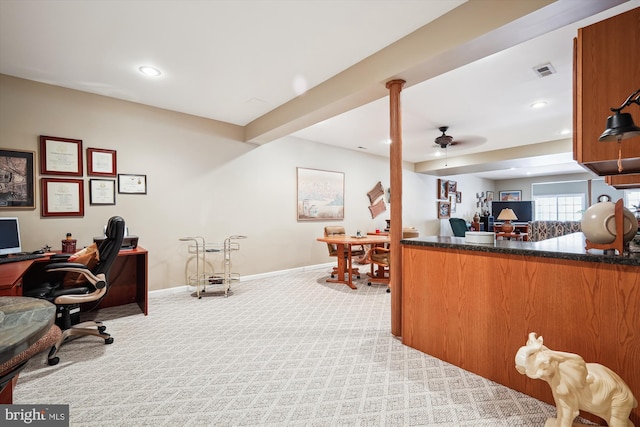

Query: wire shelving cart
179 235 247 298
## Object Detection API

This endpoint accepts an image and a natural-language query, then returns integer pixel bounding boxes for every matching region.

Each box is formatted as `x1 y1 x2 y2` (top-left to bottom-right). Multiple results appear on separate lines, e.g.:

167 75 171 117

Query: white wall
2 75 493 290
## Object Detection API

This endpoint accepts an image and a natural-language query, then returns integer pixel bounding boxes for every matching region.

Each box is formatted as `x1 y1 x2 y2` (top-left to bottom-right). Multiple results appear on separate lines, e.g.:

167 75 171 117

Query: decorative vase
581 201 638 244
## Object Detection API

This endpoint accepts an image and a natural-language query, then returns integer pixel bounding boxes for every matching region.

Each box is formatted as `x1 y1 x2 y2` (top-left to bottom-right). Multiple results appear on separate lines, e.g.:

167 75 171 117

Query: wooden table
495 232 527 241
0 296 55 365
317 234 389 289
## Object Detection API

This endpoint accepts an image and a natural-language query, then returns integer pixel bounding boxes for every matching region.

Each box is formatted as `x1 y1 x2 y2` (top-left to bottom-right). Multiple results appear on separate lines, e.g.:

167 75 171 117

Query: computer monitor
0 217 22 256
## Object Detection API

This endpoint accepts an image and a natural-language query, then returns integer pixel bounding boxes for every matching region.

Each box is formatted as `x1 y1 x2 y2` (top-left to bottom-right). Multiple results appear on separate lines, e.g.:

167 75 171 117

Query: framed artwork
118 174 147 194
87 148 117 177
297 167 344 221
456 191 462 203
499 190 522 201
437 179 448 200
437 201 451 219
89 179 116 205
39 135 83 176
486 191 494 202
448 180 457 194
0 149 35 209
41 178 84 217
449 193 457 213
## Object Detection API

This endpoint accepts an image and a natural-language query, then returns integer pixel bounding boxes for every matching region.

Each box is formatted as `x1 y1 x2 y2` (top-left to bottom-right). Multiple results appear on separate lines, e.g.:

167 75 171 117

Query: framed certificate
118 174 147 194
87 148 117 177
41 178 84 217
89 179 116 205
39 136 83 176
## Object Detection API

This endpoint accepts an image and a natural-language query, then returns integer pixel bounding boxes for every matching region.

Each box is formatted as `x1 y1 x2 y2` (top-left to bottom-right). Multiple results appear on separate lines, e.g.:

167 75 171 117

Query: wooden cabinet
605 173 640 189
402 243 640 425
574 8 640 176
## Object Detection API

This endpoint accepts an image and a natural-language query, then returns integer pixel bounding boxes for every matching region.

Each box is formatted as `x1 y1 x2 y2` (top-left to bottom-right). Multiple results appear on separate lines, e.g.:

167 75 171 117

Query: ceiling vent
533 63 556 78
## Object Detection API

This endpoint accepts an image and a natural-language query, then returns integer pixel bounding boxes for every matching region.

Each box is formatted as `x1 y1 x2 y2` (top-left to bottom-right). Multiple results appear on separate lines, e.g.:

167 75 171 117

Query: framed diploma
87 148 117 177
89 179 116 205
40 136 83 176
41 178 84 217
0 148 36 209
118 174 147 194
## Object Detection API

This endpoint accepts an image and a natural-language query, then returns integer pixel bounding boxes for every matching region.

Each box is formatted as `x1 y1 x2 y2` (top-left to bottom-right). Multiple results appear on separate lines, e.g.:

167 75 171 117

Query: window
533 194 584 221
626 190 640 211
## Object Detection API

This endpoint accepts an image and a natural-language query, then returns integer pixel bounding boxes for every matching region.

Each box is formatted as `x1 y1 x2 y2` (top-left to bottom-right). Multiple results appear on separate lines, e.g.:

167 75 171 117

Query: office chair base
47 321 114 365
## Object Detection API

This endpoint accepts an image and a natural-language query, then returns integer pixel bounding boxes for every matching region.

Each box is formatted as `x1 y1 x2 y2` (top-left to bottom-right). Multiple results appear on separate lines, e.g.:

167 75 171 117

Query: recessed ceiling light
139 66 161 77
560 128 571 135
530 101 548 109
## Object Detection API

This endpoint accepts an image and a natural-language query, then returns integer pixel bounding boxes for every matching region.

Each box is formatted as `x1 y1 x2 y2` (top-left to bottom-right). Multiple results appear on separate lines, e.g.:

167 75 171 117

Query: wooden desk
317 235 389 289
0 247 148 315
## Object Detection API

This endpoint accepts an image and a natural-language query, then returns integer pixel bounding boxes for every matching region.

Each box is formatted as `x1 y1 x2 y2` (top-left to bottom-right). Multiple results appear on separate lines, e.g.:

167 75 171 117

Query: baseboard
149 263 335 298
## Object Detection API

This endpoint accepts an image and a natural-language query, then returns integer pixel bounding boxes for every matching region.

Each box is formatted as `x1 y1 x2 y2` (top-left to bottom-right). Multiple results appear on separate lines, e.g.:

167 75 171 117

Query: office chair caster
48 357 60 366
98 325 107 333
386 288 390 293
105 336 114 344
367 282 372 286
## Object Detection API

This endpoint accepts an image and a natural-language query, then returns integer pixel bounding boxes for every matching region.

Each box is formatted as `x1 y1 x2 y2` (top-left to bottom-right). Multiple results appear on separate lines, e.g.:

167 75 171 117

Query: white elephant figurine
515 332 637 427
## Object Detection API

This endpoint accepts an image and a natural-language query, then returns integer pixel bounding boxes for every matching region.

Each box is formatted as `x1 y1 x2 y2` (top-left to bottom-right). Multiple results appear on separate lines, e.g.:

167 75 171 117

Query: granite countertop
401 232 640 266
0 296 56 365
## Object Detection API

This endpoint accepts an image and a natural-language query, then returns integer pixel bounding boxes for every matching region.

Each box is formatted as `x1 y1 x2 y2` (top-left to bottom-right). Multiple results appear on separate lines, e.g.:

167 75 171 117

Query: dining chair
367 228 419 292
323 226 364 279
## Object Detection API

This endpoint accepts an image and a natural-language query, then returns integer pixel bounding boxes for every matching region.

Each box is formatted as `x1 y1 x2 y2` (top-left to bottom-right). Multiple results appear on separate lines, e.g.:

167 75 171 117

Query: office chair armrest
44 263 106 289
44 261 87 270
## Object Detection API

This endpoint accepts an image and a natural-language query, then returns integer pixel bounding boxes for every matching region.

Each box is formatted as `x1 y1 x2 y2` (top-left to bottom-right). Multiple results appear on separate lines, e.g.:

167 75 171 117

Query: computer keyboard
0 253 46 264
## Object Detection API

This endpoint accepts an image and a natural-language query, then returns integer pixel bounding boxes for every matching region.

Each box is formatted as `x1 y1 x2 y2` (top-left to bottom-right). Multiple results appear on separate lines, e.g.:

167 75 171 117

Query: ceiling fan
434 126 457 149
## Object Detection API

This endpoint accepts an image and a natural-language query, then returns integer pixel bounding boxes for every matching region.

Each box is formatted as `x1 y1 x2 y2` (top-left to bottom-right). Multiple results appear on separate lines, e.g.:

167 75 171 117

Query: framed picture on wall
89 179 116 205
118 174 147 194
486 191 494 202
41 178 84 217
437 179 448 200
499 190 522 201
449 193 457 213
448 180 457 194
456 191 462 203
297 167 344 221
437 201 451 219
0 148 36 209
39 135 83 176
87 148 117 177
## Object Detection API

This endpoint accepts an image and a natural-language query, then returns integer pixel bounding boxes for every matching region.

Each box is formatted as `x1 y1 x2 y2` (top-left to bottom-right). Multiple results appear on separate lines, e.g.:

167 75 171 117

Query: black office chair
449 218 469 237
24 216 125 365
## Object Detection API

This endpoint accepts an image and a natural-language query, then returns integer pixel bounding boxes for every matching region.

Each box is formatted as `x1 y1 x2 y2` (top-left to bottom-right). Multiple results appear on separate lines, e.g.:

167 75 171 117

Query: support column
386 79 405 337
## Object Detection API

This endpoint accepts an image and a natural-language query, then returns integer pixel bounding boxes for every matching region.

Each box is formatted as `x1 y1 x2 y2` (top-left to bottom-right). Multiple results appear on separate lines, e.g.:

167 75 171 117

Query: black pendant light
599 89 640 141
598 89 640 172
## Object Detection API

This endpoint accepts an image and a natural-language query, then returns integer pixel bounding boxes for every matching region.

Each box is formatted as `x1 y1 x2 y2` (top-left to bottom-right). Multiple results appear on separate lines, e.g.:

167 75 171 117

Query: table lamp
497 208 518 233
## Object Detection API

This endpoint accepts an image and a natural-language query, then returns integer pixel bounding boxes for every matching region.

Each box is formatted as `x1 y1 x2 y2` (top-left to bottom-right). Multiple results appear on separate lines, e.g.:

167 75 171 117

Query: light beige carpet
14 268 590 426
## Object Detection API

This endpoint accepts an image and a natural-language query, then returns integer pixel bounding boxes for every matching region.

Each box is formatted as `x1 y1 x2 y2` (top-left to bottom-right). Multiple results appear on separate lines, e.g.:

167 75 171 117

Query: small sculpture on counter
471 212 481 231
515 332 637 427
